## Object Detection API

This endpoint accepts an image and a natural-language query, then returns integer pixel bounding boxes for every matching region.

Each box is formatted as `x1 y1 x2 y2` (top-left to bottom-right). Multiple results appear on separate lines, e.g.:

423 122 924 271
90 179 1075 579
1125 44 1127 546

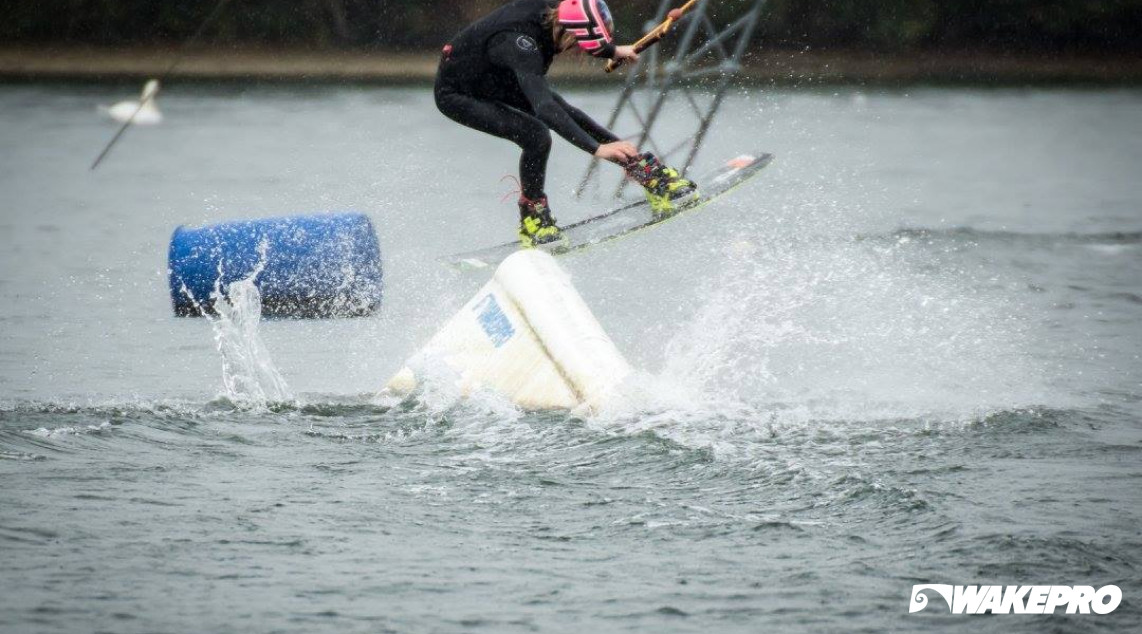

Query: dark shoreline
2 45 1141 86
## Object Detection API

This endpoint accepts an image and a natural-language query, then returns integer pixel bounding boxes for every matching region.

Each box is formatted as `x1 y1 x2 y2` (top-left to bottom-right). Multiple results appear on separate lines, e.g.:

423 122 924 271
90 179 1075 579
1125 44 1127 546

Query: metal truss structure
576 0 768 199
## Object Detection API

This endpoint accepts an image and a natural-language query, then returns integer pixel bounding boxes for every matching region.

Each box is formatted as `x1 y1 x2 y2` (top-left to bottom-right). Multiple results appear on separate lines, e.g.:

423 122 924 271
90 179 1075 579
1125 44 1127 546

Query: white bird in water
103 79 163 125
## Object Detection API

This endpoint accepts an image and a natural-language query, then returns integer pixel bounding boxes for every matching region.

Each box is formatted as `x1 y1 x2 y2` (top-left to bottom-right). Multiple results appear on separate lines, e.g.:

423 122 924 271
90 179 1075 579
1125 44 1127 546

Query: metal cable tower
576 0 768 199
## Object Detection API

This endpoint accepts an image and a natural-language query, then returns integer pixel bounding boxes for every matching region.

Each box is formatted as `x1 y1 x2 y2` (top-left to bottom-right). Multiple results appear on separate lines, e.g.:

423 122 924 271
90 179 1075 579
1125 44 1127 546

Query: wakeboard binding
518 195 564 248
624 152 700 219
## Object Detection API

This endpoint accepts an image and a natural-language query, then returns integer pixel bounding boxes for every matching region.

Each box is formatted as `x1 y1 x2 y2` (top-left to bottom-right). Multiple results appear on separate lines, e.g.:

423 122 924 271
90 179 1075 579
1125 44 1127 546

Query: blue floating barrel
168 212 383 318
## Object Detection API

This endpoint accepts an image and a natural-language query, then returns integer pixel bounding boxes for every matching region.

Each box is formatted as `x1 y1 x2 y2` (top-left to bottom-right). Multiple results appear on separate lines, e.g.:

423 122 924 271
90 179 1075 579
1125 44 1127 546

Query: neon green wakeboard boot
518 195 564 249
625 153 700 220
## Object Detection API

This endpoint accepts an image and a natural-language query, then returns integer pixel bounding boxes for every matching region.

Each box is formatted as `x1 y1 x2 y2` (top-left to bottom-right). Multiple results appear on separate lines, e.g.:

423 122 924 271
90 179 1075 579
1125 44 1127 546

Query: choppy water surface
1 83 1140 632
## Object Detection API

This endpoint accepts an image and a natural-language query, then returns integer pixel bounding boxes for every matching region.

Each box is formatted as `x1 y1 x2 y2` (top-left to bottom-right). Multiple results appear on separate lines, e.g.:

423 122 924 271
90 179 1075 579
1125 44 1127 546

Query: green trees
2 0 1139 52
757 0 1142 52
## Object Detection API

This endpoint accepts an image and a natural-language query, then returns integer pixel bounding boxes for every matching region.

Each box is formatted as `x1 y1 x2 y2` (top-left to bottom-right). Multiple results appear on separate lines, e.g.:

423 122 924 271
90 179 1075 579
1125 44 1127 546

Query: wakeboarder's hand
613 46 640 65
595 141 639 163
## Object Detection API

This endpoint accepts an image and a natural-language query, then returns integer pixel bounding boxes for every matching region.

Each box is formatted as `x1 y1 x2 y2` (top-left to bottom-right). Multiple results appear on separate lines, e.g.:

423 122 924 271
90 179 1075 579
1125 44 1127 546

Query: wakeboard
444 152 774 270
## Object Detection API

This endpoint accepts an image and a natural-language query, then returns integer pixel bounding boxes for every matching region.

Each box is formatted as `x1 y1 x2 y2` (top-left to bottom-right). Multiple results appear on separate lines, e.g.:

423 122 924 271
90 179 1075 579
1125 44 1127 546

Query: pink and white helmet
557 0 616 58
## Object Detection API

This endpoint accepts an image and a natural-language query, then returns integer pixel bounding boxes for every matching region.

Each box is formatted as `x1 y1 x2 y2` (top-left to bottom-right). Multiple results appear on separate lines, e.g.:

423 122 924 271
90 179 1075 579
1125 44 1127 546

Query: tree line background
3 0 1140 53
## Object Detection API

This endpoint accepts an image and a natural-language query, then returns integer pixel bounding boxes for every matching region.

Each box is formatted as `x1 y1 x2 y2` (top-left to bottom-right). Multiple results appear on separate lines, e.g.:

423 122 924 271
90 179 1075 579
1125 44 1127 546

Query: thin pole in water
90 0 232 171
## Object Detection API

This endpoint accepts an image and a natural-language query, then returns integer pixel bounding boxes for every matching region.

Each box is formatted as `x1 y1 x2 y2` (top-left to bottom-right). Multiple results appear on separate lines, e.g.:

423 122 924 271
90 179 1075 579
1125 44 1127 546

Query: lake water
1 82 1140 632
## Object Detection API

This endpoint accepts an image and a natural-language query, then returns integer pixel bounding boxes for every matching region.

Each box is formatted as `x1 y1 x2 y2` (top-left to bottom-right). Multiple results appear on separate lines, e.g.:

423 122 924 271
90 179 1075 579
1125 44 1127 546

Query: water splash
388 349 527 438
653 232 1044 423
206 242 292 408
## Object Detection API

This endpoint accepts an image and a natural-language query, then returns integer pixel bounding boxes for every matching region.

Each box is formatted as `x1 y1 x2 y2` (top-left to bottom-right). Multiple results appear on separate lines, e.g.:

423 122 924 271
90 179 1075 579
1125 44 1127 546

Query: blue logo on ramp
475 294 515 348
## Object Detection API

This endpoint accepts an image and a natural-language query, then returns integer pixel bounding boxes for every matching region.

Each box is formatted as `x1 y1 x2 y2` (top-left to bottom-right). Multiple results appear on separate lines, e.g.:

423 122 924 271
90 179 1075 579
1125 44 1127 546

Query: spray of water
205 241 292 407
647 231 1042 424
582 236 1045 465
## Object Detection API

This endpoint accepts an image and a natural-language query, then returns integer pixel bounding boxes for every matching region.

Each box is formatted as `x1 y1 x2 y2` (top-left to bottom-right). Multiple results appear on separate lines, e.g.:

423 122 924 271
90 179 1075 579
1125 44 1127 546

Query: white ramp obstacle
386 250 632 413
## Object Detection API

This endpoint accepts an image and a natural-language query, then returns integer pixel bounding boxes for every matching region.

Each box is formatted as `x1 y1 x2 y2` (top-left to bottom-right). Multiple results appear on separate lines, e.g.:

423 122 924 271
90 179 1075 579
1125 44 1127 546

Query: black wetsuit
434 0 619 200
